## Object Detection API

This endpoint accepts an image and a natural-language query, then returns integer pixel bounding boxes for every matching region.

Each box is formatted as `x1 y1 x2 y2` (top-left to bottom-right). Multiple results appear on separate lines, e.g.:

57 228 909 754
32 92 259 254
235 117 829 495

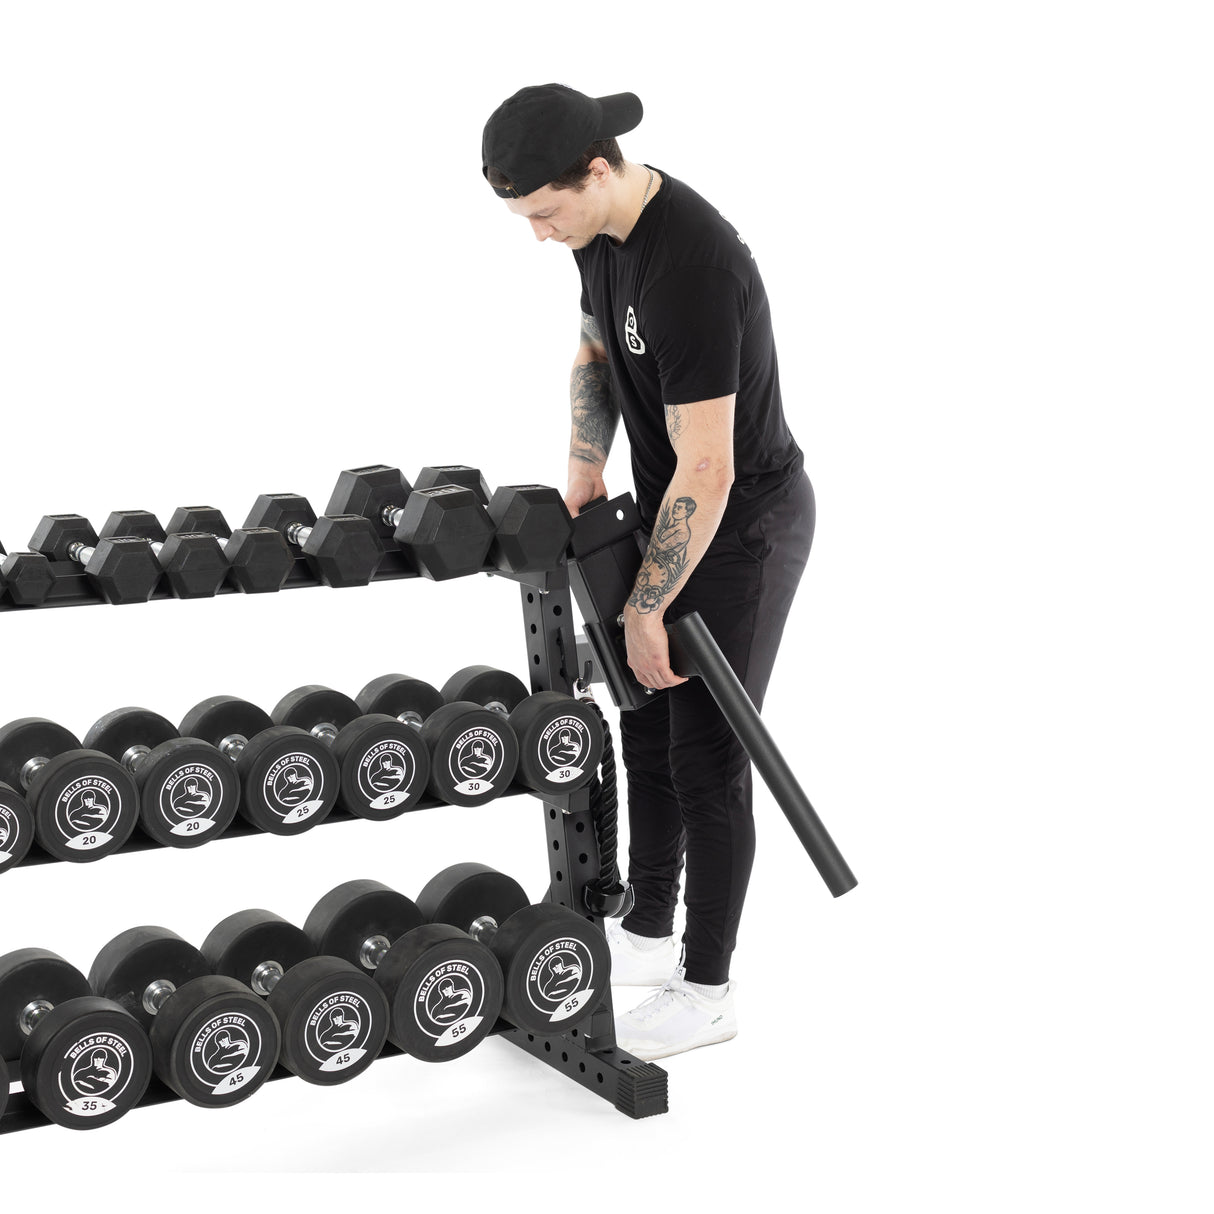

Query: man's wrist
623 600 665 626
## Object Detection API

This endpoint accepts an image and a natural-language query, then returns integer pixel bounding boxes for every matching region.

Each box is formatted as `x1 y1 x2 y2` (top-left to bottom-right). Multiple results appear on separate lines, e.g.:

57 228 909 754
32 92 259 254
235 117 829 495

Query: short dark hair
486 138 624 196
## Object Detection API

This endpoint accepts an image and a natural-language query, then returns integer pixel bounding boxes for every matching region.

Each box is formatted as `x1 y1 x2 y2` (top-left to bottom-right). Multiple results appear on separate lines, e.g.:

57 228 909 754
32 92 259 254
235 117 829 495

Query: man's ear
587 157 613 187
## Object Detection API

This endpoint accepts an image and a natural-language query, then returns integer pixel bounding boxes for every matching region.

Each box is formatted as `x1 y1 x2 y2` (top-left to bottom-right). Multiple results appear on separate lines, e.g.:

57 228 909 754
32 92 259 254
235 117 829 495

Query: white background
0 0 1209 1205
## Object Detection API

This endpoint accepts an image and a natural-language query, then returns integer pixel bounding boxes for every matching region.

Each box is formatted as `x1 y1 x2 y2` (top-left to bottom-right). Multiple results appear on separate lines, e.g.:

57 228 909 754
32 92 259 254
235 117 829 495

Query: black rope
581 697 624 901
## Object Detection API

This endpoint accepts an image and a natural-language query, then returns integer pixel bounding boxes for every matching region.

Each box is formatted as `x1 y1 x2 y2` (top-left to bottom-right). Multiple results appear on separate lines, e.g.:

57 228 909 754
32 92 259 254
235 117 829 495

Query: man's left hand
623 606 689 691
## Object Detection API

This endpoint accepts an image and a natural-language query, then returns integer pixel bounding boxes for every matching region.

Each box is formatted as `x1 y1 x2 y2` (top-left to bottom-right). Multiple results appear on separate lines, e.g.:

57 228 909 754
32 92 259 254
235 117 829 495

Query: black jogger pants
618 471 815 985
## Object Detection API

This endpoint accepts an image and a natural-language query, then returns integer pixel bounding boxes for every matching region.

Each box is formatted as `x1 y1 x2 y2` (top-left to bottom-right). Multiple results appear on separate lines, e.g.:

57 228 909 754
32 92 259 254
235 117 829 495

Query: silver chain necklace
640 166 655 211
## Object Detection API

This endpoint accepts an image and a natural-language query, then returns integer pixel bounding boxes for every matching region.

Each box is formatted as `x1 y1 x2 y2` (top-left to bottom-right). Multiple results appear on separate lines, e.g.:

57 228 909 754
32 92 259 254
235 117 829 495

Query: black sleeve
574 252 592 316
641 266 747 405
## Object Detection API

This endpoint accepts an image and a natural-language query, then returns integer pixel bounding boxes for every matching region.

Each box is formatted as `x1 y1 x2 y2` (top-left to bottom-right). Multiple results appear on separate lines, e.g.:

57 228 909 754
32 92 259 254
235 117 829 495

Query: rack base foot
497 1026 669 1118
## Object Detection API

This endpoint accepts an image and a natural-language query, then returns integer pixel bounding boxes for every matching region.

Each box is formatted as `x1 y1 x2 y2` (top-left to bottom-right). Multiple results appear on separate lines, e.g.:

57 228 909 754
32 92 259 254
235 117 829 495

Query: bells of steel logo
55 777 120 852
415 961 491 1049
262 752 326 825
537 716 592 785
449 727 506 797
304 991 380 1073
525 937 597 1025
159 762 223 836
356 739 418 811
58 1032 138 1117
190 1015 265 1096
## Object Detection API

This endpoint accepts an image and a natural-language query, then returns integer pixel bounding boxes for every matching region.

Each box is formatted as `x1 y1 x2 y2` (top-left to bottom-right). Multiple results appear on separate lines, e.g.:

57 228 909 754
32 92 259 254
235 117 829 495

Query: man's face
505 179 605 249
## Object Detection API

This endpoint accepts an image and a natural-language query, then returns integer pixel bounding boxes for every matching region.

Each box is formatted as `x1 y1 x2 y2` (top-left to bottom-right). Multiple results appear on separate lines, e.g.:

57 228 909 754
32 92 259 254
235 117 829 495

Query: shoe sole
617 1029 737 1062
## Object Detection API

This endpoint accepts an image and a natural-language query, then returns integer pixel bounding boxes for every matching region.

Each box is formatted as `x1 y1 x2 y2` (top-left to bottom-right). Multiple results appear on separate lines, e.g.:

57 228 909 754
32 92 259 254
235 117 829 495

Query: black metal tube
668 612 857 898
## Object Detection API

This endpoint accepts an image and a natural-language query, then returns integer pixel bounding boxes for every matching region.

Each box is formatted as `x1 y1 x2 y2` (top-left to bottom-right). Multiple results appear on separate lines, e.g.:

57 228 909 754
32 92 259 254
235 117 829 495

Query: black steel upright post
504 564 669 1119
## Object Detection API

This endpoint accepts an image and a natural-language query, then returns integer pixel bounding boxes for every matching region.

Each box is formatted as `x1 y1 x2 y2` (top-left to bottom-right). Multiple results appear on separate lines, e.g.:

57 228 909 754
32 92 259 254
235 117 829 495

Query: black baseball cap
482 84 643 199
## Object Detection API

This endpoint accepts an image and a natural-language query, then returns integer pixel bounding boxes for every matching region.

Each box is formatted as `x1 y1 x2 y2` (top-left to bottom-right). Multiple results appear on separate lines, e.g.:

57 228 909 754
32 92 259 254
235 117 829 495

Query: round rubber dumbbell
324 465 496 582
441 666 604 796
89 927 280 1108
417 862 611 1034
0 719 140 862
0 780 35 875
201 908 389 1085
98 510 229 599
0 947 153 1129
82 708 240 848
165 506 294 594
179 697 339 835
0 1054 8 1121
0 549 56 607
270 685 430 820
354 672 518 807
29 514 161 605
304 879 504 1062
244 494 383 588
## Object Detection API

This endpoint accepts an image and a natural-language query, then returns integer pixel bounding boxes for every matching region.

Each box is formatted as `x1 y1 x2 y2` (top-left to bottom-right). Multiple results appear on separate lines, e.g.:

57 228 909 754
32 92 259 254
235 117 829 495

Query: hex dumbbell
0 948 153 1129
441 666 604 796
324 465 496 581
29 514 161 605
97 510 228 599
89 927 280 1108
0 718 140 862
270 685 430 820
165 506 294 594
244 494 383 588
355 672 519 807
329 465 572 577
1 543 56 607
201 908 389 1085
304 879 504 1062
179 696 340 835
417 862 611 1035
0 778 35 875
82 708 240 848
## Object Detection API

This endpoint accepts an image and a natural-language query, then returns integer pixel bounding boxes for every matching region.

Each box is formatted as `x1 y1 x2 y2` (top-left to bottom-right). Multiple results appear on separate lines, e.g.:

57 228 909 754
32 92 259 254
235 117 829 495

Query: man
482 84 814 1060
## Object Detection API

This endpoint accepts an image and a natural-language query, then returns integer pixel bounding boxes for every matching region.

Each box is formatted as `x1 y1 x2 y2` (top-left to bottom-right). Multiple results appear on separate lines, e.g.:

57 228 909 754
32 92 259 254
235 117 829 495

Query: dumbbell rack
1 545 669 1134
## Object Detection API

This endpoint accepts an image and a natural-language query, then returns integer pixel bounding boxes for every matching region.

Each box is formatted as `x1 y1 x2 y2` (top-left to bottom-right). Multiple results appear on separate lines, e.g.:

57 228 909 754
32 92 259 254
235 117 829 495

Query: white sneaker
614 970 738 1061
605 920 679 987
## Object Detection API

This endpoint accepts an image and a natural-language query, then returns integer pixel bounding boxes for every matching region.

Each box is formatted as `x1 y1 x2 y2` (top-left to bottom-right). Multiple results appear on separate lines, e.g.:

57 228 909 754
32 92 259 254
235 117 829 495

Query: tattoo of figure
627 496 698 614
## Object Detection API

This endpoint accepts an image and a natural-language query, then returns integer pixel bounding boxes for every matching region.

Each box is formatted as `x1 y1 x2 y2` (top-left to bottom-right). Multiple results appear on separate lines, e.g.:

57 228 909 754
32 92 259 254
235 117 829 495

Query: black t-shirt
573 168 803 533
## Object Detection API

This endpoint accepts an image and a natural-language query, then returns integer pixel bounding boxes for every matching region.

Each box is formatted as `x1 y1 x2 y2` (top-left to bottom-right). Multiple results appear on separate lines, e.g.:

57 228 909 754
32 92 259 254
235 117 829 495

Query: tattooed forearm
570 362 619 465
580 313 603 347
665 404 686 448
627 496 698 614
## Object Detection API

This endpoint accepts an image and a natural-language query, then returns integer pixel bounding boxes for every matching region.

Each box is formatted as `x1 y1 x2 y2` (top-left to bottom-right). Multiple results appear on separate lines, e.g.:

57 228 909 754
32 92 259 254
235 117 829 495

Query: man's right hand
565 473 609 517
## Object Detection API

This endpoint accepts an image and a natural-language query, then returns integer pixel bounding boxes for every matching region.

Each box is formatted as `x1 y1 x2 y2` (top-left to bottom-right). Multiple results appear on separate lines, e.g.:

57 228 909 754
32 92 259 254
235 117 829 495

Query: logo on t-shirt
624 305 646 355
